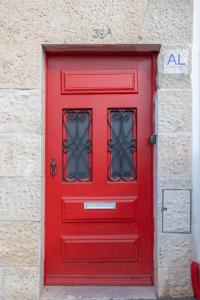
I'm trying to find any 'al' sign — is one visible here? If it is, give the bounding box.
[164,50,188,74]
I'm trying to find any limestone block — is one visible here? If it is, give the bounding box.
[6,0,148,44]
[0,268,4,299]
[168,235,192,268]
[156,268,169,297]
[157,89,192,134]
[158,134,192,178]
[3,0,54,43]
[0,1,9,43]
[158,234,192,268]
[156,266,192,298]
[157,73,192,90]
[2,267,40,300]
[0,177,41,221]
[162,189,191,233]
[168,267,192,297]
[158,177,192,189]
[138,0,193,43]
[156,45,192,89]
[0,89,42,133]
[0,44,40,89]
[157,234,169,267]
[0,221,40,267]
[0,133,41,177]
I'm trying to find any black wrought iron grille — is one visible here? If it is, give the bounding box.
[108,109,137,181]
[62,109,92,182]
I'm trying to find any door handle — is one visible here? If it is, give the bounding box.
[50,158,57,177]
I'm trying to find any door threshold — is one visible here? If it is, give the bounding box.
[40,286,157,300]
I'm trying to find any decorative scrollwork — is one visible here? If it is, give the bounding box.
[62,110,92,182]
[108,109,137,181]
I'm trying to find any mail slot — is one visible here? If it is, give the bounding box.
[84,202,116,210]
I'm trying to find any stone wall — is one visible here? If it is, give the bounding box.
[0,0,193,299]
[192,0,200,264]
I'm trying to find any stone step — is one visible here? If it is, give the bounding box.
[40,286,157,300]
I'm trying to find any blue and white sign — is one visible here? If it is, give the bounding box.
[164,50,189,74]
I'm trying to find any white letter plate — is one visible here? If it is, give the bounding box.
[84,202,116,210]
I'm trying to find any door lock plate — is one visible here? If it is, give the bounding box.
[149,134,157,144]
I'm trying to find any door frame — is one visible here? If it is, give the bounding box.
[44,50,158,285]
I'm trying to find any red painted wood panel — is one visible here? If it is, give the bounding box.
[45,53,155,285]
[62,197,138,222]
[61,70,138,94]
[62,235,138,262]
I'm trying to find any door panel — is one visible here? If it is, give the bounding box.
[61,236,138,262]
[45,53,154,285]
[61,70,138,94]
[62,197,138,222]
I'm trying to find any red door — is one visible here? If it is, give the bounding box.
[45,53,154,285]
